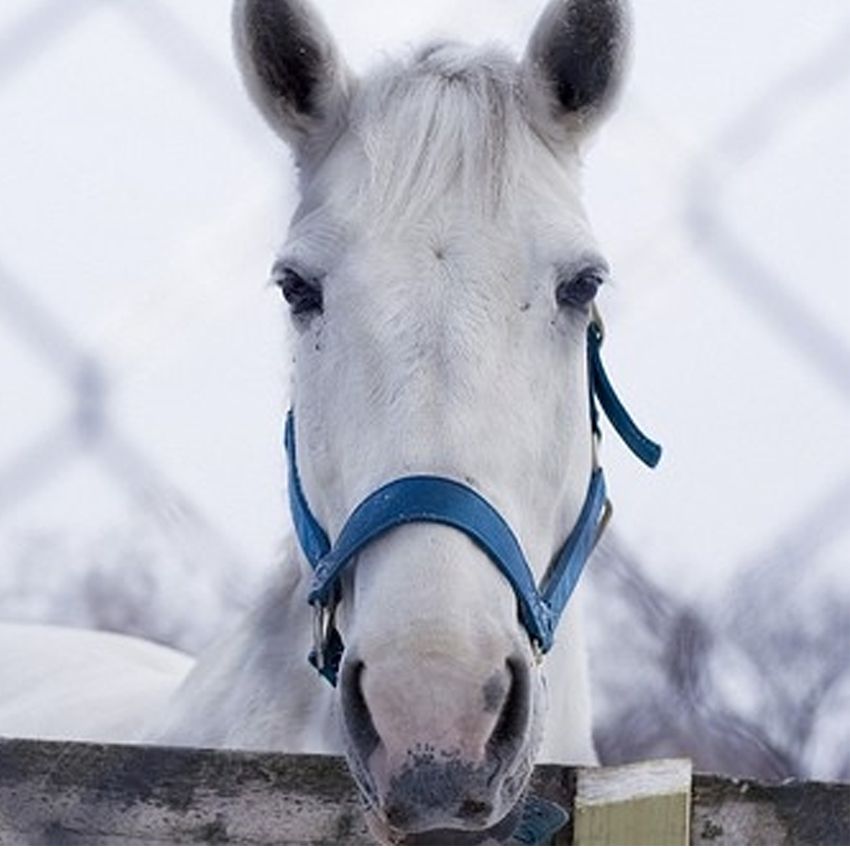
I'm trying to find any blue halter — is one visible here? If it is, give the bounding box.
[285,318,661,685]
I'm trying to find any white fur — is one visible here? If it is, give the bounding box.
[0,624,191,743]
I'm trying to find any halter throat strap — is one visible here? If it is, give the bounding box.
[284,319,660,685]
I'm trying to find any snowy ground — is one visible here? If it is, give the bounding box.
[0,1,847,781]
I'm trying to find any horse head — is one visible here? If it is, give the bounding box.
[233,0,631,841]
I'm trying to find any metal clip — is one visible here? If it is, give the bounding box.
[312,604,332,674]
[594,497,614,548]
[590,304,606,342]
[531,640,545,667]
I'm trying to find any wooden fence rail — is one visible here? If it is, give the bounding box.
[0,738,846,845]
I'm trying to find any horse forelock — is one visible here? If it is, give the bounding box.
[348,42,535,229]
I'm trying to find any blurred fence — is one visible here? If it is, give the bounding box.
[0,0,271,651]
[0,1,848,783]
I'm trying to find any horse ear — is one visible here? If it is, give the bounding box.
[232,0,351,155]
[522,0,631,144]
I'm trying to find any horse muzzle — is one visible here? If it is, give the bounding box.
[339,651,537,843]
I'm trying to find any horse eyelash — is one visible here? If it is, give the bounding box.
[555,266,608,310]
[272,265,324,317]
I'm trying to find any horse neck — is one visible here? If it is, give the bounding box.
[149,539,341,754]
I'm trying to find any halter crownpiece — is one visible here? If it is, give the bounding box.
[285,317,661,685]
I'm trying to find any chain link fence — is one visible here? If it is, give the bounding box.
[1,0,848,781]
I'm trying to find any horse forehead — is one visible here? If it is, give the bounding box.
[303,155,582,291]
[341,246,530,369]
[359,218,525,288]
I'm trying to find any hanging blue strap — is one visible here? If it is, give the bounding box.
[512,795,569,845]
[588,322,662,468]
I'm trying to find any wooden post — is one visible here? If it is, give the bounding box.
[572,759,692,846]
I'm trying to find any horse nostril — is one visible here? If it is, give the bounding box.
[384,801,413,830]
[340,659,381,761]
[458,797,493,820]
[487,657,530,760]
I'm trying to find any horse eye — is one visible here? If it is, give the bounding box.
[556,267,606,310]
[273,266,323,318]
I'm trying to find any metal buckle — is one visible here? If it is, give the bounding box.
[531,639,545,667]
[590,304,605,342]
[594,497,614,548]
[312,604,333,674]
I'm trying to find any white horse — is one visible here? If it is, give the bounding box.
[0,0,653,842]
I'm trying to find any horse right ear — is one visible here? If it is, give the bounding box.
[522,0,631,146]
[232,0,352,156]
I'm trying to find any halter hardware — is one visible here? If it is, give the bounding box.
[285,317,661,685]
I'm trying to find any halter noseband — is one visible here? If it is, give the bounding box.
[285,317,661,685]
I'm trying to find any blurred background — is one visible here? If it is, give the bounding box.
[0,0,847,781]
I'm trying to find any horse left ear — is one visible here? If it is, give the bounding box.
[522,0,631,144]
[232,0,352,159]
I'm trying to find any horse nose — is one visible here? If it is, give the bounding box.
[339,651,533,835]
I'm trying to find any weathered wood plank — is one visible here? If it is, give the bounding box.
[0,738,371,845]
[691,773,850,846]
[1,738,847,845]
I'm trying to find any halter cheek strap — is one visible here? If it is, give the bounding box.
[285,319,661,686]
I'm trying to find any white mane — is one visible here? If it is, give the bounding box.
[351,43,538,228]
